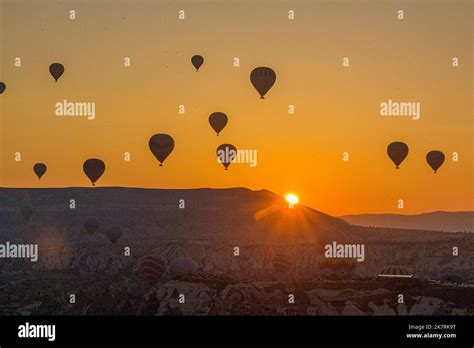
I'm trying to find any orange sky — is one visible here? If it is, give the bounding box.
[0,0,472,215]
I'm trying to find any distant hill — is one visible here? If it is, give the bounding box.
[0,187,349,244]
[340,211,473,233]
[0,187,465,245]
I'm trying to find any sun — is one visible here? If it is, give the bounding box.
[285,193,299,207]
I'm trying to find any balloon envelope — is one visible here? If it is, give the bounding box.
[106,225,122,244]
[169,257,198,277]
[250,67,276,99]
[273,254,293,274]
[0,82,6,94]
[49,63,65,82]
[216,144,237,170]
[137,255,166,283]
[83,216,100,235]
[387,142,409,169]
[209,112,228,135]
[426,150,445,173]
[83,158,105,186]
[149,134,175,166]
[191,55,204,71]
[33,163,47,180]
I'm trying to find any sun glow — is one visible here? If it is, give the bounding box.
[285,193,299,208]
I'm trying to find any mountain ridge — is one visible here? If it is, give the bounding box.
[0,187,469,245]
[340,211,473,233]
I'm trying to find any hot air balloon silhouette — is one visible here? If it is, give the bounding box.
[216,144,237,170]
[83,216,100,235]
[136,255,167,283]
[33,163,47,180]
[250,67,276,99]
[106,225,122,244]
[209,112,228,136]
[149,134,175,166]
[426,150,445,173]
[0,82,6,94]
[83,158,105,186]
[387,142,409,169]
[49,63,64,82]
[191,55,204,71]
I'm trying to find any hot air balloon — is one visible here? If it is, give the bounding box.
[83,216,100,235]
[426,150,445,173]
[209,112,228,136]
[20,204,33,222]
[137,255,166,283]
[273,254,293,275]
[250,67,276,99]
[106,225,122,244]
[149,134,175,166]
[169,257,198,277]
[33,163,47,180]
[191,55,204,71]
[83,158,105,186]
[49,63,64,82]
[0,82,6,94]
[387,142,409,169]
[216,144,237,170]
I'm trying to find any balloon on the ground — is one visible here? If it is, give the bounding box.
[83,216,100,235]
[216,144,237,170]
[83,158,105,186]
[0,82,6,94]
[33,163,47,180]
[191,55,204,71]
[273,254,293,274]
[49,63,65,82]
[209,112,228,136]
[137,255,166,283]
[149,134,175,166]
[426,150,445,173]
[169,257,198,277]
[250,67,276,99]
[387,142,409,169]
